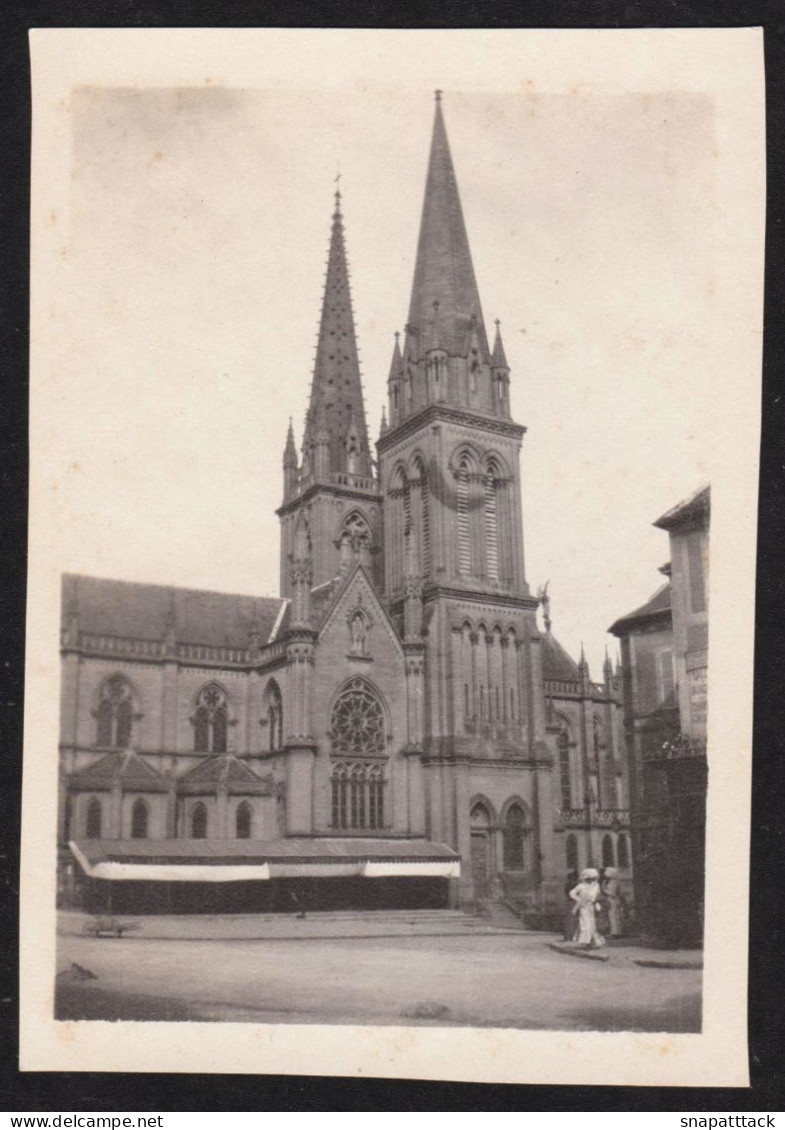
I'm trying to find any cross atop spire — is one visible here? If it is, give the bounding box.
[302,189,371,478]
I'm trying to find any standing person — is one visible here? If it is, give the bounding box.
[602,866,623,938]
[563,870,578,941]
[569,868,604,948]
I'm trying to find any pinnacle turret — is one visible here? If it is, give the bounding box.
[491,319,509,370]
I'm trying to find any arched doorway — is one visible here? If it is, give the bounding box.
[470,802,492,902]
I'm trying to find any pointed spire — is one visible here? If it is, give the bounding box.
[283,418,297,467]
[303,189,371,477]
[379,406,389,438]
[603,645,613,682]
[406,94,489,359]
[388,331,404,380]
[579,643,589,673]
[491,318,509,369]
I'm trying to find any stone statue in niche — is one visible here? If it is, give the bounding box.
[350,611,368,655]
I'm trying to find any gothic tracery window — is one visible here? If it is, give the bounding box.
[95,675,134,749]
[330,679,385,756]
[503,803,527,870]
[331,762,385,830]
[194,685,229,754]
[558,719,572,809]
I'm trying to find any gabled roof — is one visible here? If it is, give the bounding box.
[541,632,581,684]
[315,562,404,654]
[178,755,274,796]
[608,582,672,636]
[69,750,168,792]
[62,574,286,650]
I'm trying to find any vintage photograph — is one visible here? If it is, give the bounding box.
[23,28,761,1084]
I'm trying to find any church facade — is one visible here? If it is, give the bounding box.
[59,97,630,921]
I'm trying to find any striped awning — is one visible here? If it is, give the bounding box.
[69,838,460,883]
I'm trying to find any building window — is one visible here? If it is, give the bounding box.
[96,675,134,749]
[484,474,499,581]
[131,798,148,839]
[194,685,229,754]
[558,721,572,809]
[617,833,631,869]
[456,458,471,574]
[191,802,207,839]
[602,834,615,868]
[265,681,284,752]
[566,833,579,876]
[236,801,252,839]
[331,762,385,830]
[330,679,386,756]
[85,797,102,839]
[656,650,675,705]
[503,803,526,870]
[593,716,604,807]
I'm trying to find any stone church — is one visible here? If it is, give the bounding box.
[59,96,631,920]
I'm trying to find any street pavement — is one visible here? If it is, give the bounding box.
[56,911,702,1032]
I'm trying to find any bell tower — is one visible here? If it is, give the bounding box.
[376,94,550,897]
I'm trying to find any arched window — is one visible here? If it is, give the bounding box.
[95,676,134,749]
[131,798,148,839]
[602,834,615,868]
[411,458,431,579]
[456,456,471,575]
[617,833,631,869]
[265,681,284,752]
[331,762,385,830]
[191,802,207,839]
[236,801,252,839]
[484,471,500,582]
[503,803,527,870]
[85,797,102,839]
[557,720,572,809]
[388,466,407,592]
[566,833,579,876]
[193,685,229,754]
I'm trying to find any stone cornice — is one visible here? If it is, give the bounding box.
[376,403,526,454]
[276,479,380,518]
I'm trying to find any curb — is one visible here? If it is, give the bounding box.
[633,958,703,970]
[63,927,530,944]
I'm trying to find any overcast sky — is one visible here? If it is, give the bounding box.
[34,32,760,676]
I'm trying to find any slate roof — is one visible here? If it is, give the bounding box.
[541,632,582,684]
[62,574,287,649]
[405,99,490,359]
[178,755,274,796]
[69,750,168,792]
[608,582,672,636]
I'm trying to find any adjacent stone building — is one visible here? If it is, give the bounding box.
[60,96,630,919]
[609,486,709,943]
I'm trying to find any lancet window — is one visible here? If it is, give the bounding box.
[85,797,102,840]
[95,675,134,749]
[236,801,252,839]
[131,798,148,839]
[557,719,573,809]
[502,803,527,870]
[265,681,284,753]
[194,685,229,754]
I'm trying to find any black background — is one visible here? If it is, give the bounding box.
[1,0,783,1113]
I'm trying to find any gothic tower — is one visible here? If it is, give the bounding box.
[278,190,382,597]
[377,94,554,906]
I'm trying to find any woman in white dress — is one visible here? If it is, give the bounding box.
[569,867,604,947]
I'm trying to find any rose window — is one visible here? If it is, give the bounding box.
[330,679,385,755]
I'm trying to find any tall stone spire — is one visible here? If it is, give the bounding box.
[303,189,371,478]
[405,93,489,361]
